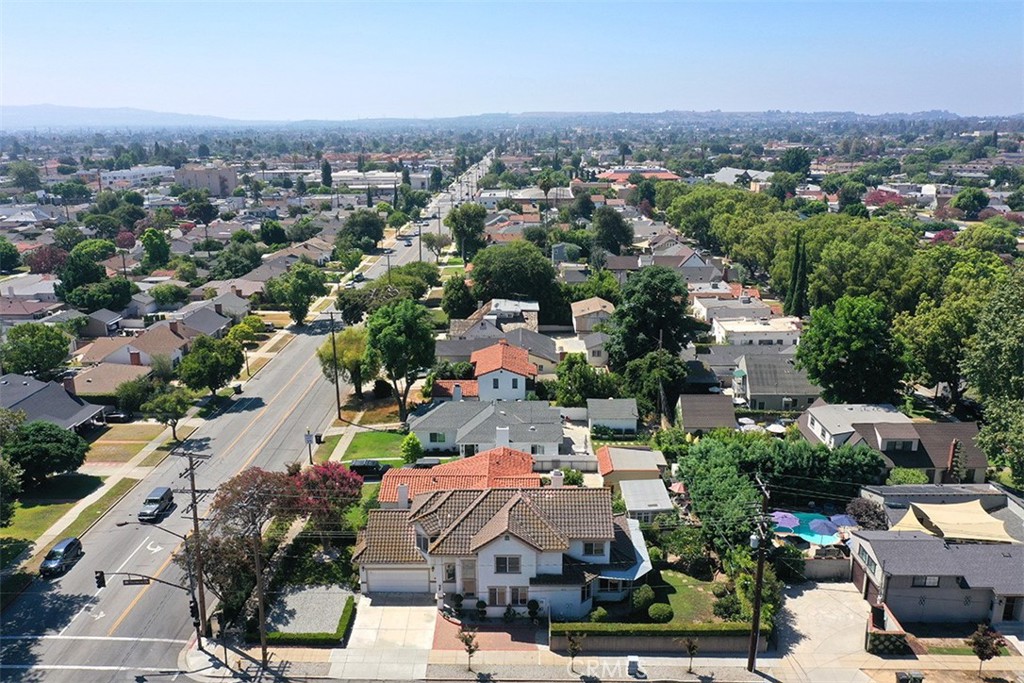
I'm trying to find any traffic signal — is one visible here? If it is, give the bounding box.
[189,599,199,620]
[94,571,106,589]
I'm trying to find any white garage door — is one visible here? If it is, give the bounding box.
[367,568,430,593]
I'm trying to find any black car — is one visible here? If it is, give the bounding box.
[348,459,392,478]
[104,410,132,423]
[40,537,83,578]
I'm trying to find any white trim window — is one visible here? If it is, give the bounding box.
[495,556,521,574]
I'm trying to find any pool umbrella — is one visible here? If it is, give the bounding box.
[830,514,858,528]
[809,518,839,536]
[738,417,756,425]
[772,511,800,529]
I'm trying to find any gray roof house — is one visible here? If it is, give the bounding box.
[733,355,820,411]
[0,374,103,431]
[677,394,737,434]
[174,307,231,338]
[409,400,563,458]
[84,308,123,338]
[587,398,639,434]
[618,479,674,523]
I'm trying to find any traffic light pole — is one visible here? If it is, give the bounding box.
[183,451,209,639]
[94,569,205,650]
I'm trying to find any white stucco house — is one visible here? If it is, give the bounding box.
[409,401,562,457]
[353,486,652,620]
[711,316,802,346]
[586,398,639,434]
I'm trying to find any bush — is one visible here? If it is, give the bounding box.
[713,593,743,621]
[560,467,584,486]
[527,599,540,618]
[476,599,487,620]
[591,425,615,440]
[589,607,608,623]
[631,584,655,614]
[647,546,664,566]
[648,603,674,623]
[551,622,768,637]
[711,583,730,598]
[373,379,394,400]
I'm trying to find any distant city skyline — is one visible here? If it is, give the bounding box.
[2,1,1022,120]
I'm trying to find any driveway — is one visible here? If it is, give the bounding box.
[773,581,873,683]
[328,593,436,680]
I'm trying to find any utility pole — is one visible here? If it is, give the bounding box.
[386,251,392,284]
[252,531,269,669]
[747,475,770,672]
[328,311,342,420]
[180,450,211,639]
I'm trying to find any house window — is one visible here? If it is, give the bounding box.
[912,575,940,587]
[491,378,500,389]
[444,563,456,583]
[495,556,521,574]
[488,587,507,606]
[531,445,545,455]
[591,350,601,357]
[512,378,519,389]
[510,587,529,605]
[583,542,603,556]
[580,582,592,602]
[429,433,446,443]
[757,339,774,346]
[416,534,428,553]
[857,546,877,574]
[598,578,621,593]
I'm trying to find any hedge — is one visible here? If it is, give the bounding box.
[550,621,769,637]
[262,595,356,647]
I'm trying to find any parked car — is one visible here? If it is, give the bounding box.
[412,457,441,469]
[353,273,365,282]
[138,486,174,522]
[347,460,392,478]
[40,537,83,578]
[104,410,132,423]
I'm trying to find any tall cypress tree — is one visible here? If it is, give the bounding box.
[791,241,808,318]
[784,230,802,316]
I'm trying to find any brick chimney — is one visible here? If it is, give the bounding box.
[214,303,223,316]
[168,321,179,335]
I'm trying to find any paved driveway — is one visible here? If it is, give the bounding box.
[773,581,873,683]
[328,593,436,680]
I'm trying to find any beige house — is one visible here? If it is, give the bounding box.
[570,297,614,335]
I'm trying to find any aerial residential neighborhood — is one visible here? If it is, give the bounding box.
[1,3,1023,683]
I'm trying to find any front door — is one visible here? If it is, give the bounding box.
[1003,596,1019,621]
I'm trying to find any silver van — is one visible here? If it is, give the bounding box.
[138,487,173,522]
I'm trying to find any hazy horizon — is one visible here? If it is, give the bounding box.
[3,1,1023,120]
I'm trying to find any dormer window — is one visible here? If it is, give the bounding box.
[583,542,604,556]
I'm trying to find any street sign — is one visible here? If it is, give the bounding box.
[122,578,151,586]
[304,433,315,445]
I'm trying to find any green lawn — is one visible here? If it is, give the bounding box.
[342,431,405,462]
[658,569,719,624]
[344,483,380,530]
[928,645,1011,656]
[314,433,343,463]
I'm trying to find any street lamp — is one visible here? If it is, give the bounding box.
[116,521,205,651]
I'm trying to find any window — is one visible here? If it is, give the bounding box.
[512,378,519,390]
[857,546,877,574]
[429,432,446,444]
[580,582,592,602]
[912,575,940,587]
[598,578,621,593]
[591,349,602,357]
[444,563,456,583]
[416,534,428,553]
[492,378,500,389]
[757,339,774,346]
[531,445,545,455]
[510,587,529,605]
[495,556,521,574]
[583,542,603,556]
[488,587,506,606]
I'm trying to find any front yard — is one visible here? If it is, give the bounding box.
[84,423,167,463]
[342,431,405,463]
[658,569,719,624]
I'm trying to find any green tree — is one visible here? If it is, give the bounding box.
[401,433,424,464]
[70,238,116,262]
[421,232,451,262]
[885,467,929,485]
[0,323,69,380]
[226,324,256,346]
[444,203,487,259]
[469,241,562,321]
[4,421,89,487]
[187,199,219,226]
[53,225,86,252]
[341,209,385,251]
[554,353,618,407]
[777,148,812,176]
[141,229,171,269]
[570,269,621,306]
[963,272,1024,402]
[796,296,907,403]
[442,275,477,320]
[149,283,191,307]
[783,230,808,317]
[0,457,23,527]
[267,262,327,325]
[64,277,133,313]
[317,326,379,401]
[365,300,435,421]
[948,187,989,220]
[623,349,689,423]
[142,388,193,441]
[591,206,633,255]
[210,242,261,279]
[767,171,800,202]
[259,220,288,246]
[953,222,1017,253]
[837,181,866,211]
[115,376,155,414]
[605,266,697,369]
[894,295,975,404]
[320,159,332,188]
[975,399,1024,487]
[0,236,21,272]
[55,250,105,298]
[178,336,245,395]
[7,161,41,190]
[570,193,595,221]
[336,247,363,275]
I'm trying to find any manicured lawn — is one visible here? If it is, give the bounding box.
[0,474,105,559]
[314,433,343,463]
[927,644,1011,656]
[657,569,719,624]
[342,431,405,462]
[343,483,380,531]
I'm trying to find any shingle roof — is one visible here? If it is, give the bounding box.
[78,337,131,364]
[378,447,541,503]
[503,328,559,363]
[595,446,667,476]
[739,355,820,397]
[0,374,103,429]
[71,363,151,395]
[132,323,195,356]
[435,338,497,362]
[619,479,674,513]
[677,394,737,432]
[178,307,230,336]
[571,297,614,317]
[411,401,563,446]
[352,510,426,565]
[471,340,537,378]
[587,398,638,421]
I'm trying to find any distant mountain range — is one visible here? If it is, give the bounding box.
[2,103,1018,132]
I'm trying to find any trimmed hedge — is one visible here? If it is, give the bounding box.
[262,595,356,647]
[551,621,769,637]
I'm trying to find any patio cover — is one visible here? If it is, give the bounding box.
[890,500,1017,544]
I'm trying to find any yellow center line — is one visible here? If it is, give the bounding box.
[106,350,324,636]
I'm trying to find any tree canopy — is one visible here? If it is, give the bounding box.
[177,336,244,395]
[444,203,487,259]
[469,241,563,323]
[365,299,435,421]
[3,421,90,487]
[0,323,69,380]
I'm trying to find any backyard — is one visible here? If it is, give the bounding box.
[657,569,719,624]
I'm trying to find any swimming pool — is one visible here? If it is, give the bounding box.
[773,511,841,546]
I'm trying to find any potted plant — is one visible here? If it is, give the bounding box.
[452,593,464,618]
[475,599,487,621]
[527,599,540,625]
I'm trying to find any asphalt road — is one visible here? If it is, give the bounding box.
[0,315,344,682]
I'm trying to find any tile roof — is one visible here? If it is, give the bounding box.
[352,510,426,565]
[378,447,540,503]
[595,446,667,476]
[471,340,537,378]
[431,379,479,399]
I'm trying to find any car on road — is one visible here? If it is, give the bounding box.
[343,281,356,289]
[403,239,413,247]
[348,459,392,479]
[40,537,83,578]
[138,486,174,522]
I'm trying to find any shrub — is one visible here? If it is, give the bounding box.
[560,467,584,486]
[373,379,393,400]
[589,607,608,623]
[711,583,730,598]
[647,546,664,566]
[648,603,674,623]
[631,584,655,614]
[551,622,768,637]
[476,599,487,620]
[527,599,540,619]
[591,424,615,440]
[713,593,743,621]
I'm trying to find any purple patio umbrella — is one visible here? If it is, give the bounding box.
[771,510,800,529]
[830,514,858,528]
[809,518,839,537]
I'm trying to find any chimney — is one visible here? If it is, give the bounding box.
[550,470,564,488]
[231,286,241,297]
[214,303,223,316]
[396,483,410,510]
[169,321,179,335]
[453,384,462,402]
[62,375,76,395]
[495,426,510,448]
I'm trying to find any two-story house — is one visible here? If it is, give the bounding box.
[570,297,614,335]
[353,486,652,620]
[430,340,537,403]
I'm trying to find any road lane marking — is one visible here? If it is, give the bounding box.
[0,665,181,672]
[59,536,152,635]
[0,635,186,643]
[146,541,164,554]
[106,552,175,636]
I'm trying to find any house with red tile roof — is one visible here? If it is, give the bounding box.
[471,339,536,401]
[378,446,541,507]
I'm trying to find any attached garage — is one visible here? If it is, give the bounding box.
[365,567,431,593]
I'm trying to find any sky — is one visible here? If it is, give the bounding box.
[2,1,1022,120]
